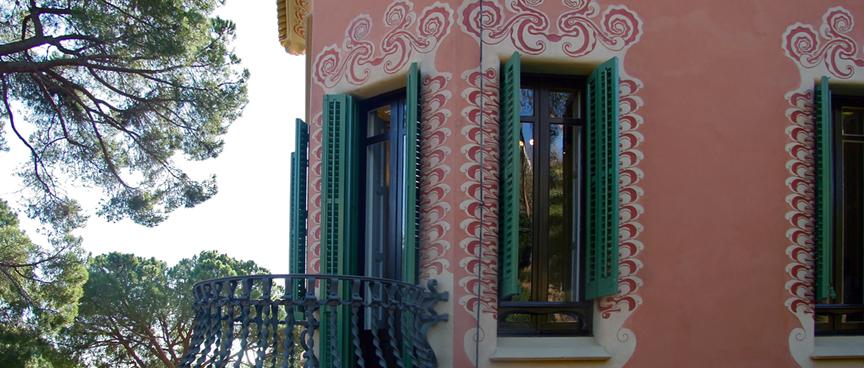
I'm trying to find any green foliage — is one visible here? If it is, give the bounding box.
[0,199,88,367]
[67,251,269,368]
[0,330,82,368]
[0,0,249,228]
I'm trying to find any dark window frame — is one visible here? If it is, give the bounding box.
[498,74,593,336]
[816,93,864,335]
[357,89,409,283]
[353,89,412,366]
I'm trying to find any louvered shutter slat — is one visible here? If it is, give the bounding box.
[404,62,422,285]
[290,118,309,319]
[321,94,358,368]
[814,76,834,302]
[499,52,522,299]
[585,57,620,300]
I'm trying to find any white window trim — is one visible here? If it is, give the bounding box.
[490,336,610,362]
[811,336,864,360]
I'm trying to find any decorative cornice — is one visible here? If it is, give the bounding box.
[277,0,310,55]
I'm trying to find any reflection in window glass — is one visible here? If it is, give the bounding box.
[401,135,407,250]
[368,105,391,137]
[515,122,534,303]
[520,88,534,116]
[548,313,579,323]
[499,76,589,336]
[365,140,390,280]
[549,90,579,119]
[504,313,531,323]
[842,107,864,135]
[842,141,863,309]
[547,124,578,302]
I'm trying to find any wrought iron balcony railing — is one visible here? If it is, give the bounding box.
[178,274,448,368]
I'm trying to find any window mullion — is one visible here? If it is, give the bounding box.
[389,100,404,282]
[536,85,551,306]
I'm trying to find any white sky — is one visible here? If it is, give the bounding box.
[0,1,305,274]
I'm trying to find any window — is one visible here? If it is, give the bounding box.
[315,63,422,366]
[317,62,421,285]
[358,90,417,284]
[814,77,864,335]
[498,53,620,336]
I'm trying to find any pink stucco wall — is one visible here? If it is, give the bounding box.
[300,0,864,366]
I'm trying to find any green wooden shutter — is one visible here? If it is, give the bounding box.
[404,62,422,285]
[321,94,359,368]
[814,76,835,302]
[321,94,360,277]
[290,118,309,319]
[499,52,521,299]
[585,57,620,300]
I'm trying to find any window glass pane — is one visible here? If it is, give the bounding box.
[842,107,864,136]
[547,313,579,323]
[503,313,531,323]
[516,123,534,301]
[367,105,391,137]
[842,140,863,306]
[365,140,390,280]
[403,101,408,129]
[520,88,534,116]
[549,90,579,119]
[401,134,407,249]
[547,124,578,302]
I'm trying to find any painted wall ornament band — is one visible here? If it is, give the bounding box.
[783,7,864,79]
[419,72,455,281]
[599,76,645,319]
[308,113,324,274]
[457,0,642,56]
[458,66,503,321]
[780,6,863,366]
[313,0,454,89]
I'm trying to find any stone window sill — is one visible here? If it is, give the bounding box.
[490,336,610,362]
[811,336,864,360]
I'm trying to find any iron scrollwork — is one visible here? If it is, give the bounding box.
[178,274,447,368]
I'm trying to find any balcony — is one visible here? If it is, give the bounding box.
[177,274,448,368]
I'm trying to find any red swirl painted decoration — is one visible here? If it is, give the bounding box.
[313,1,453,89]
[780,6,864,320]
[783,91,817,316]
[783,7,864,79]
[419,73,454,281]
[307,113,324,274]
[458,66,502,320]
[292,0,308,39]
[457,0,642,56]
[597,77,645,318]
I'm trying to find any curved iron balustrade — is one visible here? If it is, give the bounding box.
[178,274,448,368]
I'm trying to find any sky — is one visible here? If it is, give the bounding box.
[0,1,305,275]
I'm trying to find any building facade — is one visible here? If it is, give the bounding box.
[275,0,864,366]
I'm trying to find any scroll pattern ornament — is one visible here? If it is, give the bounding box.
[783,90,816,316]
[598,76,645,318]
[779,8,864,365]
[781,5,864,319]
[291,0,309,40]
[783,7,864,79]
[457,0,642,56]
[419,72,454,281]
[313,0,454,89]
[307,113,324,274]
[458,66,502,320]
